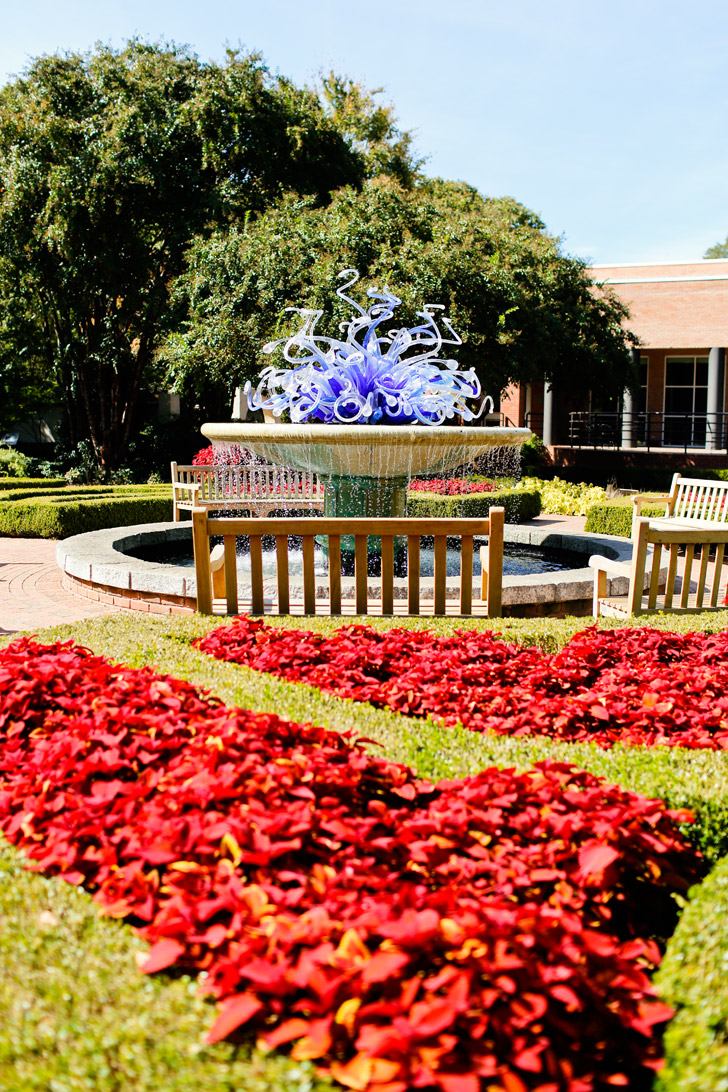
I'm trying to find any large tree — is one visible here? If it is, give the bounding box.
[163,177,636,409]
[0,42,402,469]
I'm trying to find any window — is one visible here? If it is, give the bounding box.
[663,356,708,446]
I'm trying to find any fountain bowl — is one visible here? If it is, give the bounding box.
[200,422,532,479]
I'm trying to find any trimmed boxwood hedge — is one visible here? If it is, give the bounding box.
[655,853,728,1090]
[0,483,170,503]
[406,485,541,522]
[584,499,667,537]
[0,477,66,491]
[0,486,173,538]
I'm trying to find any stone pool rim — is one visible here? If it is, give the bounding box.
[56,521,633,618]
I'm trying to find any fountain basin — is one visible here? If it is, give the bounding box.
[56,522,633,618]
[200,423,531,479]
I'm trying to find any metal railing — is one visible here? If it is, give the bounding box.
[568,411,728,453]
[524,411,544,437]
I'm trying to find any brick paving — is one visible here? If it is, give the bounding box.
[0,538,119,636]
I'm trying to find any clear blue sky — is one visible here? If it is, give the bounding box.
[1,0,726,265]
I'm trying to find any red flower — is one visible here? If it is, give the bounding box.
[409,478,497,495]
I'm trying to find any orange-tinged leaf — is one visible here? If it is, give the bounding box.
[370,1058,405,1083]
[290,1017,333,1060]
[261,1017,310,1050]
[205,992,263,1043]
[329,1054,374,1091]
[335,996,361,1032]
[168,860,205,873]
[501,1072,529,1092]
[335,927,370,965]
[220,831,243,866]
[139,937,185,973]
[440,917,465,944]
[240,884,270,919]
[361,950,410,985]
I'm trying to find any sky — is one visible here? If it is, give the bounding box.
[1,0,726,265]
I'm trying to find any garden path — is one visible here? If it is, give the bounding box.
[0,538,118,635]
[0,514,589,635]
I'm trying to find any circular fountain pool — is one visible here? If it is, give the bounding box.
[57,521,633,618]
[125,536,587,578]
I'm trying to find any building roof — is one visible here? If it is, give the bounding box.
[590,260,728,350]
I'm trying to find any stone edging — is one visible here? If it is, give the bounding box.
[56,521,633,618]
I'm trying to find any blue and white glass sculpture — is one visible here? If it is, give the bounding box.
[245,270,491,425]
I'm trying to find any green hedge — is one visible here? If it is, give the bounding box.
[584,500,667,537]
[0,483,170,503]
[654,854,728,1090]
[406,486,541,523]
[0,494,173,538]
[0,477,66,491]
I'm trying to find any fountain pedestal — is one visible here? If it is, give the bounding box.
[321,472,409,570]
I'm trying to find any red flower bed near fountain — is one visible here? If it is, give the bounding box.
[196,620,728,750]
[0,636,701,1091]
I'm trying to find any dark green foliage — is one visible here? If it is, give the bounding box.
[0,42,405,473]
[585,500,667,537]
[655,854,728,1090]
[406,486,541,522]
[164,178,637,408]
[518,434,554,478]
[705,237,728,259]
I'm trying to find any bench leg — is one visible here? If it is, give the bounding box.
[593,568,607,617]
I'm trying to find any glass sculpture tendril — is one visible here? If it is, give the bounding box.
[245,270,493,426]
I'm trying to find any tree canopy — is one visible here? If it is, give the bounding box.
[0,41,408,469]
[163,177,636,411]
[704,236,728,259]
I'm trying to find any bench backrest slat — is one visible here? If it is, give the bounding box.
[171,461,323,518]
[328,536,342,615]
[191,510,504,618]
[407,535,420,615]
[673,476,728,523]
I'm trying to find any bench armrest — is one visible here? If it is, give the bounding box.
[173,481,201,497]
[632,492,671,513]
[589,554,631,577]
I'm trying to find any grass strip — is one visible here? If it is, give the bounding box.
[0,840,332,1092]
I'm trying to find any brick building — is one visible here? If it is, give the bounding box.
[500,258,728,464]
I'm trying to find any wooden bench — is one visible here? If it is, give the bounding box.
[191,508,504,618]
[591,516,728,617]
[171,461,324,521]
[631,473,728,535]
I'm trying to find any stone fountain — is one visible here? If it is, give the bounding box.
[201,271,531,520]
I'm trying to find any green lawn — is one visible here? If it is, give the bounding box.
[3,610,728,1090]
